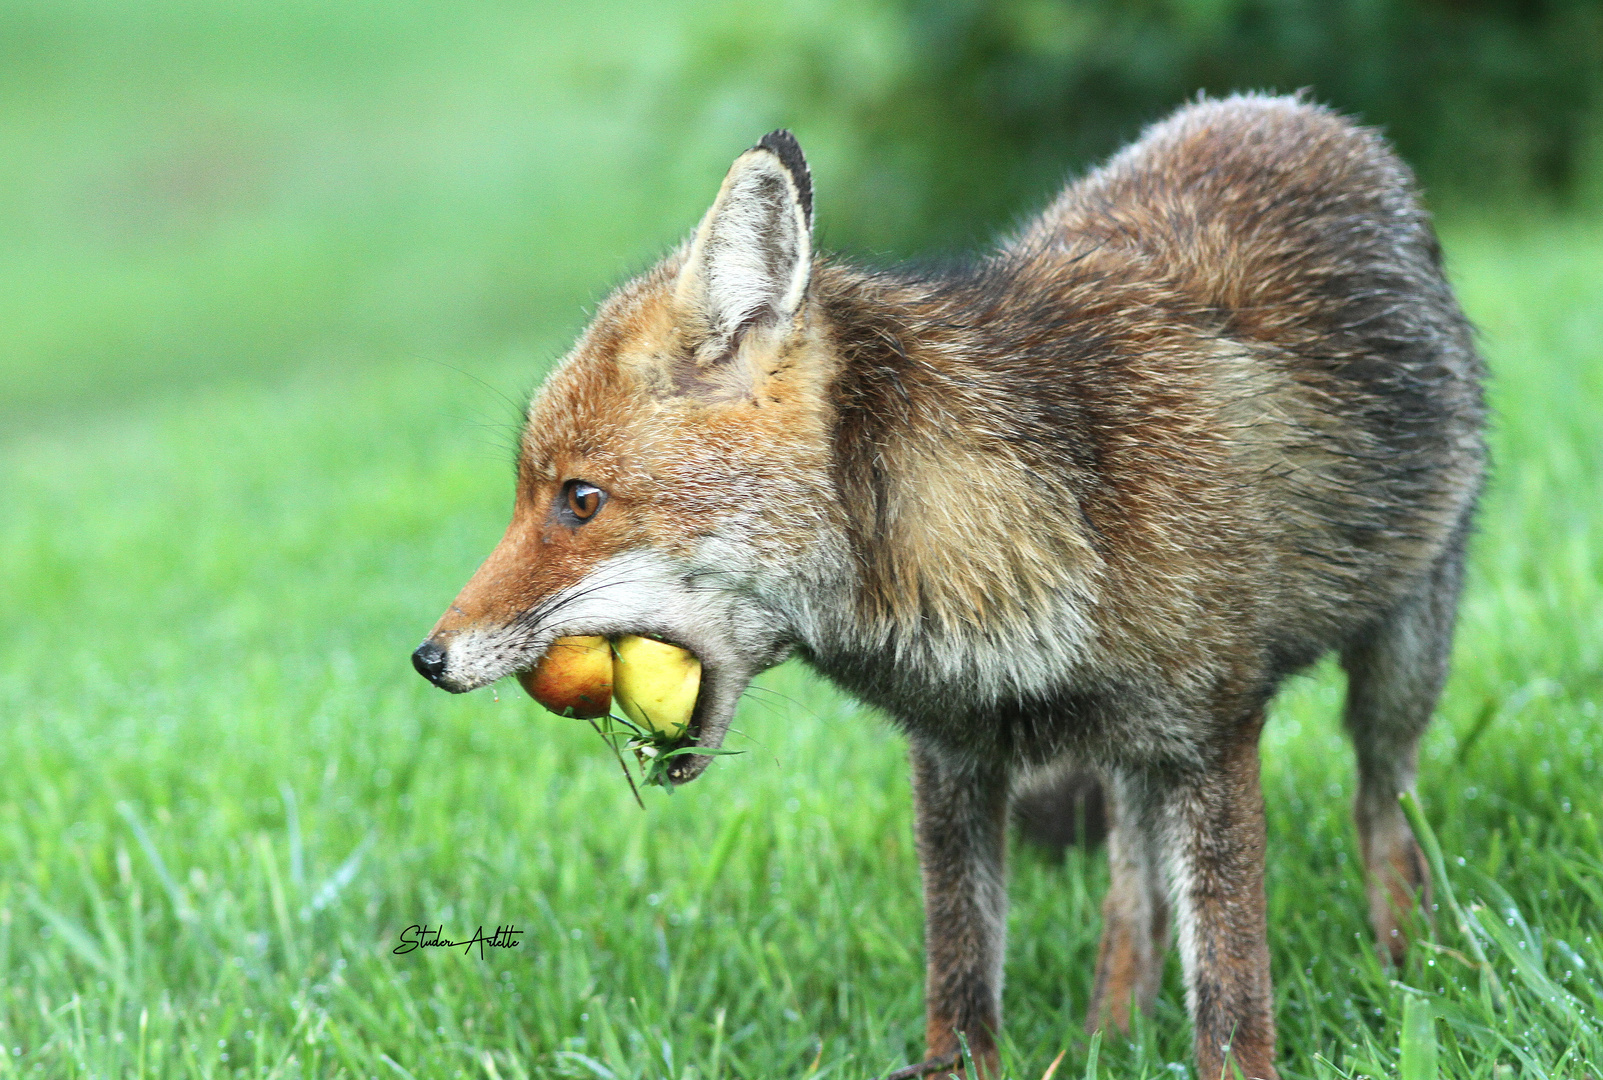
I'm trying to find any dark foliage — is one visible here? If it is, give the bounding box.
[674,0,1600,250]
[900,0,1601,241]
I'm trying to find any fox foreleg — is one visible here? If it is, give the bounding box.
[1163,717,1278,1080]
[908,742,1010,1080]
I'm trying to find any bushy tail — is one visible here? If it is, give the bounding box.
[1012,766,1107,858]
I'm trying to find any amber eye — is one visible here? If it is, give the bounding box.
[562,480,606,524]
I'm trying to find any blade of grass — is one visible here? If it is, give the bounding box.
[588,716,643,809]
[1400,995,1438,1080]
[24,892,121,992]
[301,833,372,920]
[115,802,192,925]
[1399,790,1507,1010]
[257,832,301,972]
[1474,905,1592,1030]
[697,806,750,900]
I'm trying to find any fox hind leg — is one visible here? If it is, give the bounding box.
[1085,770,1169,1035]
[1340,532,1468,964]
[1087,734,1280,1075]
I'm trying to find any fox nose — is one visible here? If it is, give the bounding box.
[411,640,448,686]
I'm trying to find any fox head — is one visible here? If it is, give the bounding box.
[412,131,849,782]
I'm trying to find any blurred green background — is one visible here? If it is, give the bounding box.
[3,2,1601,1078]
[3,0,1601,424]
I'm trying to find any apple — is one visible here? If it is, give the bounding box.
[517,635,613,718]
[612,635,701,738]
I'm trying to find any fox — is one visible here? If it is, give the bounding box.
[412,94,1486,1080]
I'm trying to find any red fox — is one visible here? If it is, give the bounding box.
[414,95,1486,1080]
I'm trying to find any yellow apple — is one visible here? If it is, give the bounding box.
[518,636,613,719]
[612,635,701,738]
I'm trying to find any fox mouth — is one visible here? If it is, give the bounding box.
[506,633,735,786]
[417,568,779,786]
[417,549,789,785]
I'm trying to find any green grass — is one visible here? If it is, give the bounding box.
[2,3,1601,1077]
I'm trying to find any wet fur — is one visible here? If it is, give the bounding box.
[419,95,1486,1080]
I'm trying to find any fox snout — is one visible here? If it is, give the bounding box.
[412,535,795,781]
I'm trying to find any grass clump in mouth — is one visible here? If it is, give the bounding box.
[584,711,742,800]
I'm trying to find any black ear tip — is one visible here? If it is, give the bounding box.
[756,129,800,155]
[754,129,813,224]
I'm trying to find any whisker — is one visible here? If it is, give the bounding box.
[740,683,826,724]
[734,688,790,723]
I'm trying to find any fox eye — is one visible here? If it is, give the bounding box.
[561,480,606,524]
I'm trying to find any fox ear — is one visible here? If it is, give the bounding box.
[676,130,813,352]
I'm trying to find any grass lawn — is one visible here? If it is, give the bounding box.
[2,4,1601,1077]
[3,218,1600,1079]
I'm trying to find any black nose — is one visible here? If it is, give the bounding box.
[412,640,448,685]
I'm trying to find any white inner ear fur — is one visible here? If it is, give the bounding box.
[677,147,812,343]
